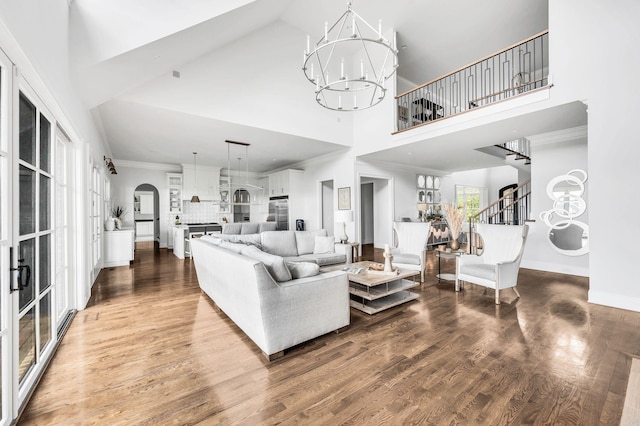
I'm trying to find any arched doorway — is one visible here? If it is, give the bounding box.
[134,184,160,249]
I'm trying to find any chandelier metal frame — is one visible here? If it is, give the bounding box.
[302,2,398,111]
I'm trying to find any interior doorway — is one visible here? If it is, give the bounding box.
[358,175,393,251]
[133,184,159,248]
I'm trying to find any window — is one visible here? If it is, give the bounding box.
[455,185,486,222]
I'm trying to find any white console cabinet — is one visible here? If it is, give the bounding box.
[104,229,135,267]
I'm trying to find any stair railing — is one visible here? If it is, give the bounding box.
[467,179,531,253]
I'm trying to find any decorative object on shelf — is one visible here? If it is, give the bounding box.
[105,217,115,231]
[416,174,426,188]
[539,169,589,256]
[383,243,394,272]
[417,203,428,222]
[335,209,354,243]
[442,203,464,251]
[426,211,443,222]
[302,1,398,111]
[103,156,117,174]
[338,187,351,210]
[111,204,125,229]
[175,215,181,225]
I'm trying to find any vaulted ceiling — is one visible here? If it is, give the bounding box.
[70,0,557,173]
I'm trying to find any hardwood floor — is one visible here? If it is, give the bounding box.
[19,247,640,425]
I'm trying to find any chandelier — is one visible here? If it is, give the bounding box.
[302,2,398,111]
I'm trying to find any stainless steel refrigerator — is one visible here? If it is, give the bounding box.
[268,196,289,230]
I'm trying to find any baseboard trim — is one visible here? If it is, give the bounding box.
[520,260,589,277]
[588,290,640,313]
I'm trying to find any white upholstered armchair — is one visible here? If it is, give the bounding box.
[456,224,529,304]
[392,222,431,282]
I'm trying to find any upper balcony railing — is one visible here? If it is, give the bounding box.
[395,30,549,133]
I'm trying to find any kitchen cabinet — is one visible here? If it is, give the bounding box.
[135,221,154,241]
[268,169,302,197]
[139,193,154,214]
[104,229,135,267]
[167,173,183,249]
[172,226,187,259]
[167,173,183,214]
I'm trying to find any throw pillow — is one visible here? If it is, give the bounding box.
[286,261,320,279]
[243,245,292,282]
[313,235,335,254]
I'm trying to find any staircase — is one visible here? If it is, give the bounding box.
[467,179,532,253]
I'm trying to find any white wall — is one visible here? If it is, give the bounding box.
[521,137,588,276]
[549,0,640,311]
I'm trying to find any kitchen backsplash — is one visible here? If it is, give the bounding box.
[174,201,217,224]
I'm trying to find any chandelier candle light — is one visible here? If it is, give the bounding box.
[302,1,398,111]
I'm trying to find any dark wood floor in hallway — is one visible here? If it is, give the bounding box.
[19,247,640,425]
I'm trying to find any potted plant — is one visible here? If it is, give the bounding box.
[111,205,126,229]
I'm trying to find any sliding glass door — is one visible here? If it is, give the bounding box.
[0,47,12,426]
[15,86,54,403]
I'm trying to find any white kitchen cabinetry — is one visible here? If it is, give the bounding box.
[136,221,154,241]
[167,173,183,249]
[104,229,135,267]
[139,193,154,215]
[268,169,302,197]
[173,227,187,259]
[182,165,221,201]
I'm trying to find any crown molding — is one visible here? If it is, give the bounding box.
[356,158,451,176]
[528,125,587,146]
[115,159,182,172]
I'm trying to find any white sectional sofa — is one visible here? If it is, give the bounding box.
[190,229,351,360]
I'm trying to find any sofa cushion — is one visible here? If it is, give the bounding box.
[286,261,320,279]
[218,241,245,253]
[393,253,420,265]
[260,231,298,257]
[295,230,327,255]
[259,222,278,233]
[218,233,262,248]
[460,263,496,281]
[313,235,335,254]
[222,223,242,234]
[243,245,292,282]
[241,223,260,234]
[287,253,347,266]
[200,235,222,245]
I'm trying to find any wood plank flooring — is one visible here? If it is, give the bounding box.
[18,246,640,425]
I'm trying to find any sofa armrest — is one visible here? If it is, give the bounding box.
[334,243,353,264]
[257,270,350,354]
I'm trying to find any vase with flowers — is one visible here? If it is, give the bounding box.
[111,205,126,230]
[442,203,465,251]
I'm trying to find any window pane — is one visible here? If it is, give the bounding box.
[19,307,36,384]
[39,174,50,231]
[39,234,51,292]
[39,114,51,173]
[39,293,51,354]
[18,238,36,311]
[19,165,36,235]
[19,93,36,165]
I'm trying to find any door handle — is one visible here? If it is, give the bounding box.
[10,256,31,292]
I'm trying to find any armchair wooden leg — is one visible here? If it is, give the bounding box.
[513,287,521,299]
[495,288,501,305]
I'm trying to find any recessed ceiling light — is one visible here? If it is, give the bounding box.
[172,70,181,78]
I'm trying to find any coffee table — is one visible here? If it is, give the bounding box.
[325,261,420,315]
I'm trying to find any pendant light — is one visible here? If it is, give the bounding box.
[191,152,200,203]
